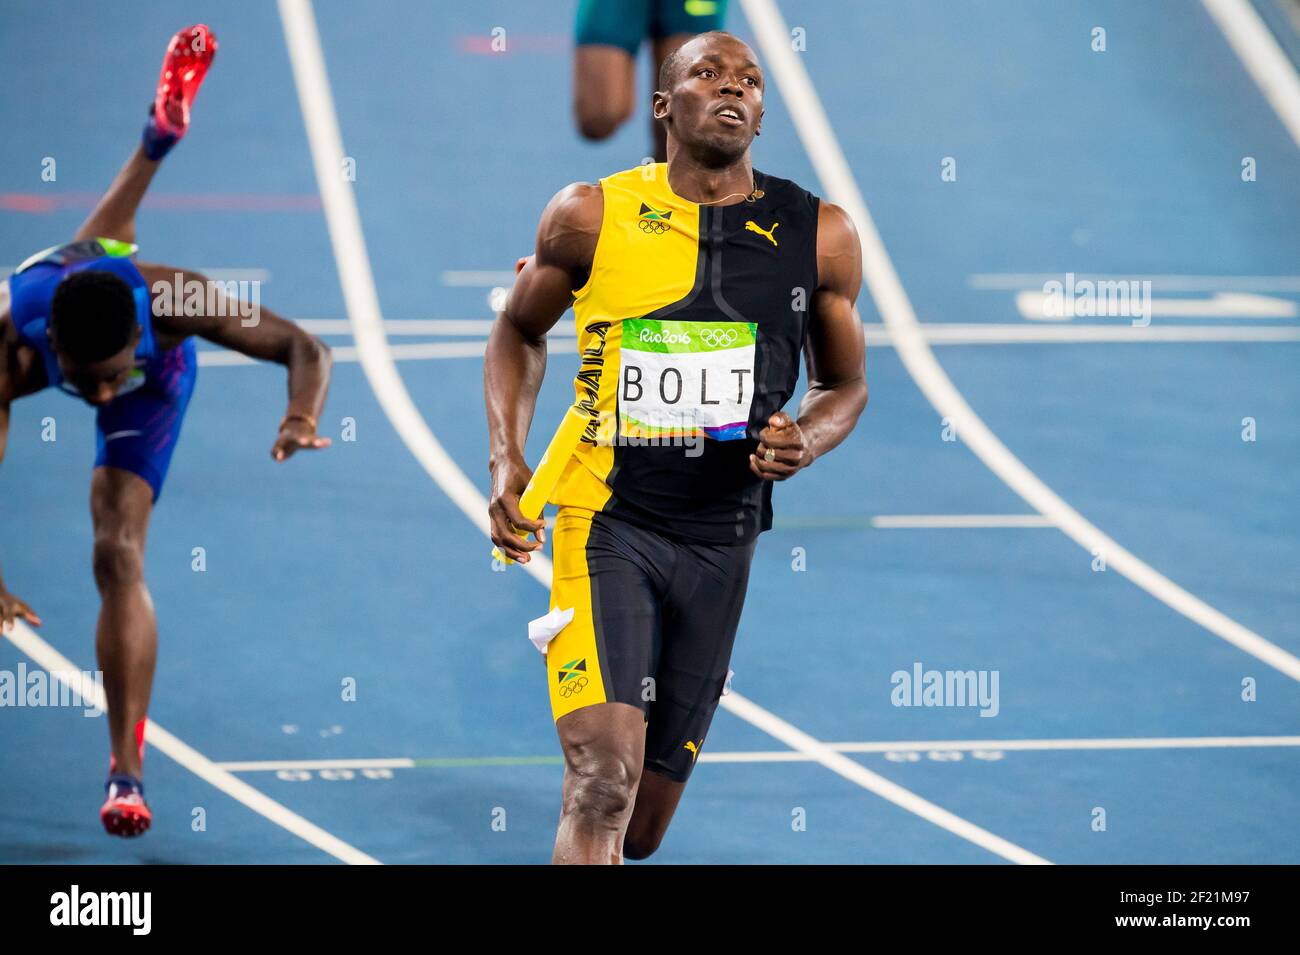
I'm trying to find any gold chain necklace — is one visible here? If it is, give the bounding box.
[695,180,765,206]
[696,187,764,207]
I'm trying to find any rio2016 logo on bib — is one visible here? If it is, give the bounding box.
[618,318,756,441]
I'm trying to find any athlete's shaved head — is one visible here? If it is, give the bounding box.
[49,270,142,405]
[653,31,764,166]
[50,270,136,362]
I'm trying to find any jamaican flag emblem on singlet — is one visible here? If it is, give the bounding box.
[637,202,672,235]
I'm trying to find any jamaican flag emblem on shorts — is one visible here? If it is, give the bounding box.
[557,658,589,698]
[637,202,672,234]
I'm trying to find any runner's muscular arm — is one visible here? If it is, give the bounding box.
[751,200,867,480]
[139,263,333,462]
[0,311,43,630]
[0,390,27,631]
[0,290,13,466]
[484,182,602,562]
[0,390,8,468]
[0,325,10,469]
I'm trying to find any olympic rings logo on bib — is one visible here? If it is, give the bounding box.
[699,328,739,348]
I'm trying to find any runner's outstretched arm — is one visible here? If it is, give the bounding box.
[140,264,332,461]
[0,322,42,631]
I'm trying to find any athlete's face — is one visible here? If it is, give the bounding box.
[655,36,764,164]
[52,330,140,406]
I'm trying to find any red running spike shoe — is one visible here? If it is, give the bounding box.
[101,775,152,838]
[143,24,218,159]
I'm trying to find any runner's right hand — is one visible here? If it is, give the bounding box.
[488,457,546,564]
[0,587,41,633]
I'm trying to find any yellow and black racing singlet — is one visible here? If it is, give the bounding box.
[549,163,820,544]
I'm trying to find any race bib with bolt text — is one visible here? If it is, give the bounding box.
[618,318,756,441]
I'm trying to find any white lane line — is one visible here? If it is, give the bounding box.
[912,323,1300,344]
[197,342,490,366]
[701,751,814,763]
[743,0,1300,685]
[834,735,1300,753]
[337,342,490,361]
[195,322,1300,368]
[773,513,1052,530]
[1204,0,1300,149]
[871,514,1055,529]
[297,319,498,336]
[772,513,1053,530]
[971,274,1300,292]
[4,621,379,865]
[1,266,271,282]
[215,735,1300,771]
[441,270,516,287]
[1015,290,1297,320]
[300,319,1300,343]
[219,758,417,772]
[196,339,562,367]
[198,351,259,367]
[279,0,1044,867]
[722,693,1048,864]
[275,0,551,578]
[197,268,273,283]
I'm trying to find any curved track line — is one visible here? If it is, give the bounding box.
[1203,0,1300,149]
[6,621,379,864]
[278,0,1049,864]
[741,0,1300,683]
[276,0,552,588]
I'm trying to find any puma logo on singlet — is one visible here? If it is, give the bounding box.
[744,219,779,246]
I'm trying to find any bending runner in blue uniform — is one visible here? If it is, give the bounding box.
[0,25,333,837]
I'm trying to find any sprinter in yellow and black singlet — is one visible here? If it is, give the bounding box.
[485,31,867,864]
[554,162,817,543]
